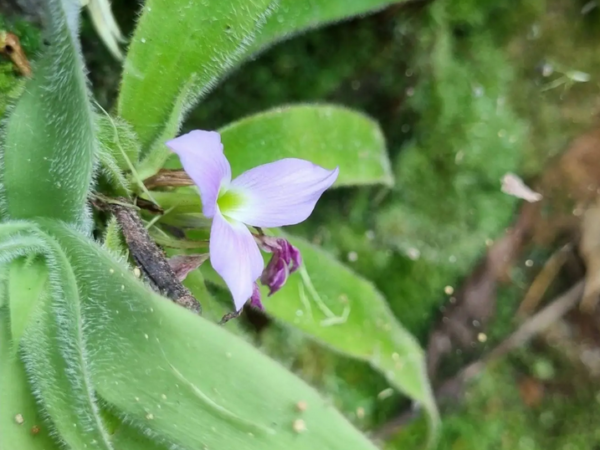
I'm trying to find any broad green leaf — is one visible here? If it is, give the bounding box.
[162,105,393,187]
[40,219,379,450]
[118,0,276,150]
[1,0,96,228]
[0,270,61,450]
[201,232,438,429]
[250,0,401,55]
[135,77,197,181]
[221,105,393,186]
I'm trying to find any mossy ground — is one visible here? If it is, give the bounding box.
[2,0,600,448]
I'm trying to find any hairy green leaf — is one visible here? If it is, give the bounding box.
[39,219,380,450]
[162,104,393,187]
[0,300,61,450]
[6,227,116,449]
[1,0,96,229]
[97,114,141,170]
[250,0,402,55]
[135,77,196,181]
[201,232,438,428]
[118,0,277,151]
[8,258,48,348]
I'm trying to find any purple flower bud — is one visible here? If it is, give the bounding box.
[258,237,302,295]
[249,282,264,310]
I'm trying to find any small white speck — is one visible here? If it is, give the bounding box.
[356,407,365,419]
[15,414,24,424]
[377,388,394,400]
[161,394,167,400]
[292,419,306,433]
[144,333,149,339]
[347,251,358,262]
[525,259,534,267]
[444,286,454,295]
[141,38,147,43]
[146,413,154,420]
[109,268,115,274]
[296,400,307,412]
[477,333,487,343]
[133,267,141,277]
[407,248,420,260]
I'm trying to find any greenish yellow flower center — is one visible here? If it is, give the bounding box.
[217,188,245,215]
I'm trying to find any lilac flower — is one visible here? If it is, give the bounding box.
[166,130,339,311]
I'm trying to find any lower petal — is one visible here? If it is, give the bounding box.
[209,211,264,311]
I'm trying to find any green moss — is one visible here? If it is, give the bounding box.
[388,356,600,450]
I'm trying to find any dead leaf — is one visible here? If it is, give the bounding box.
[579,201,600,313]
[144,169,194,190]
[501,173,543,202]
[168,254,209,281]
[518,377,544,407]
[0,31,31,77]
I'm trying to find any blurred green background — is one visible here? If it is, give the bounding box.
[3,0,600,448]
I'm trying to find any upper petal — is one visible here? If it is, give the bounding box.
[166,130,231,218]
[209,211,264,311]
[227,158,339,227]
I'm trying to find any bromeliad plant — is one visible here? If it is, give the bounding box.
[0,1,438,449]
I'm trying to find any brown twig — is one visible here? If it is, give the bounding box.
[95,196,201,314]
[374,280,584,441]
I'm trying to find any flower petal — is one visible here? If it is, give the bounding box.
[209,211,264,311]
[166,130,231,218]
[227,158,339,227]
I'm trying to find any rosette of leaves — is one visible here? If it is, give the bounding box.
[0,0,437,449]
